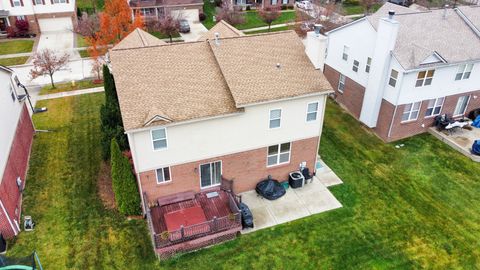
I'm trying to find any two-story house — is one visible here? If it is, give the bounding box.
[129,0,203,23]
[109,24,332,257]
[0,0,76,34]
[321,3,480,142]
[0,65,35,239]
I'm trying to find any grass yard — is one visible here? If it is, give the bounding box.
[202,0,217,29]
[149,31,181,40]
[0,56,29,66]
[0,40,34,55]
[342,3,382,15]
[7,94,159,269]
[245,26,290,34]
[8,96,480,269]
[78,49,90,58]
[236,10,296,30]
[39,80,103,95]
[76,34,89,48]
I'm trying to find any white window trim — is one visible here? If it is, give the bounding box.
[12,0,21,6]
[306,101,319,123]
[401,101,422,123]
[352,60,359,72]
[155,167,172,184]
[151,127,168,151]
[342,46,349,61]
[365,57,371,73]
[389,69,398,88]
[269,108,282,129]
[455,64,473,81]
[424,97,444,118]
[338,74,346,93]
[199,160,222,189]
[415,69,435,87]
[453,95,470,117]
[266,142,291,167]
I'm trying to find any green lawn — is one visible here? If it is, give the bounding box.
[245,26,290,34]
[0,56,29,66]
[39,80,103,95]
[0,40,34,55]
[76,0,104,10]
[342,3,382,15]
[8,97,480,269]
[149,31,181,40]
[236,11,296,30]
[76,34,89,48]
[78,49,90,58]
[202,0,217,29]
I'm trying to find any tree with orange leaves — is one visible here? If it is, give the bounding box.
[86,0,143,57]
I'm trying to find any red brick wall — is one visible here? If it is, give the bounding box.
[375,90,480,142]
[9,12,76,35]
[0,104,34,238]
[262,0,294,8]
[139,137,319,201]
[323,64,365,119]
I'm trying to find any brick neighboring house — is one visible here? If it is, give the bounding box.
[320,3,480,142]
[232,0,294,9]
[0,0,76,35]
[109,22,332,257]
[129,0,204,23]
[0,66,34,239]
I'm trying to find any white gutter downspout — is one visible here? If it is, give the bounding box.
[315,94,328,171]
[127,133,146,213]
[0,199,18,236]
[387,67,406,139]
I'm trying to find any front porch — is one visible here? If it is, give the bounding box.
[143,188,242,259]
[429,126,480,162]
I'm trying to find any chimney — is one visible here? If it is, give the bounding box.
[305,26,327,70]
[214,32,220,46]
[443,5,449,19]
[359,11,400,128]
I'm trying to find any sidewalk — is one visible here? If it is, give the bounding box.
[242,23,295,33]
[37,87,104,101]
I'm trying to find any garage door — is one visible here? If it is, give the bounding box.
[171,9,199,22]
[38,17,73,32]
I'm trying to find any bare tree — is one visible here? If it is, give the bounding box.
[216,1,245,26]
[91,57,103,82]
[30,49,69,89]
[258,6,281,31]
[157,16,180,43]
[75,12,100,38]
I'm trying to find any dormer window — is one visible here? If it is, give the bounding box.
[455,64,473,81]
[151,128,167,150]
[415,69,435,87]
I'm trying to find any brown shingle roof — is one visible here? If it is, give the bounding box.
[113,28,166,50]
[110,30,332,131]
[197,20,245,41]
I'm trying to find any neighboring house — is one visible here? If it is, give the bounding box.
[0,66,35,239]
[232,0,294,9]
[109,22,332,257]
[129,0,203,23]
[321,3,480,142]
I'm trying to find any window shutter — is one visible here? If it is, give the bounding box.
[66,0,69,3]
[20,0,24,6]
[42,0,45,4]
[32,0,35,5]
[50,0,53,4]
[10,0,14,6]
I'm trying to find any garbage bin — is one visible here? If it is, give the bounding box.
[289,171,305,189]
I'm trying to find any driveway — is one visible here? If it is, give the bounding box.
[241,163,342,233]
[35,30,79,59]
[179,21,208,42]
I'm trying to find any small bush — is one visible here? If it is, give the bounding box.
[246,5,251,10]
[6,26,15,38]
[281,4,287,10]
[15,19,29,36]
[287,4,294,9]
[111,139,141,215]
[199,13,206,21]
[343,0,359,5]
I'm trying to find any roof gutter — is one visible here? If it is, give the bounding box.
[238,90,334,108]
[403,58,480,74]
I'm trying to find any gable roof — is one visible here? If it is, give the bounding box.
[110,30,332,131]
[366,3,480,69]
[197,20,245,41]
[113,28,166,50]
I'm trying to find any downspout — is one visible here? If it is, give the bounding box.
[127,133,146,213]
[0,199,18,236]
[387,62,405,139]
[314,93,329,172]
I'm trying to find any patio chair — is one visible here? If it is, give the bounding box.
[434,114,454,131]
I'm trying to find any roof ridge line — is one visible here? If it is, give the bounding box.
[137,28,148,47]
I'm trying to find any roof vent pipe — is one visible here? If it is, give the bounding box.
[388,10,395,20]
[214,32,220,46]
[443,5,449,19]
[314,24,323,36]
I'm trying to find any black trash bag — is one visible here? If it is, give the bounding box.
[255,176,286,200]
[238,203,254,229]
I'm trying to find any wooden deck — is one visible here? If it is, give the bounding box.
[151,190,235,234]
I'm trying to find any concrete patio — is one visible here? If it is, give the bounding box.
[429,127,480,162]
[241,161,343,233]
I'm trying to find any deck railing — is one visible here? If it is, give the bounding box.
[152,192,241,249]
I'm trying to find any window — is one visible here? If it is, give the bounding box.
[389,69,398,87]
[53,0,66,3]
[271,0,277,4]
[12,0,21,6]
[401,102,421,122]
[269,109,281,129]
[140,8,155,16]
[306,102,318,122]
[425,97,444,117]
[365,57,372,73]
[282,0,288,4]
[342,46,349,61]
[34,0,42,4]
[16,16,25,21]
[151,128,167,150]
[156,167,171,184]
[455,64,473,80]
[267,143,291,166]
[200,161,221,188]
[415,69,435,87]
[454,96,470,116]
[9,84,16,102]
[352,60,359,72]
[338,74,346,93]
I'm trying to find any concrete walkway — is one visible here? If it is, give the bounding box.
[242,23,294,33]
[37,87,104,101]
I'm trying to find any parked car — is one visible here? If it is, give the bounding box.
[179,19,190,33]
[387,0,410,6]
[296,0,312,10]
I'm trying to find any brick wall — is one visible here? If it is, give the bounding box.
[386,90,480,141]
[323,64,365,119]
[9,12,76,34]
[0,104,34,238]
[139,137,319,201]
[262,0,294,8]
